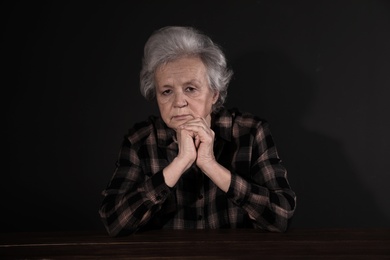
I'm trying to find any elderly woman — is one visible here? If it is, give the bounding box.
[99,26,296,236]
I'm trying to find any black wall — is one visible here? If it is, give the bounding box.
[3,1,390,232]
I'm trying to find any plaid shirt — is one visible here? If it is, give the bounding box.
[99,108,296,236]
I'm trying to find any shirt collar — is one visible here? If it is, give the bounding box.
[212,108,232,142]
[154,117,177,149]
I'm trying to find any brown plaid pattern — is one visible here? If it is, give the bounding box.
[99,108,296,236]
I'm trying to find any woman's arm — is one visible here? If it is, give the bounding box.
[225,121,296,232]
[98,139,172,236]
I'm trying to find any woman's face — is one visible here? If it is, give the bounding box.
[155,56,219,130]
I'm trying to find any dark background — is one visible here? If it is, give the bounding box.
[2,0,390,232]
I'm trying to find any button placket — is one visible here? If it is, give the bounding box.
[196,180,205,228]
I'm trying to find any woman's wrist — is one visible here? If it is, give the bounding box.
[199,160,232,193]
[163,157,193,187]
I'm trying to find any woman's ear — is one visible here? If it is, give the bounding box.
[212,91,219,104]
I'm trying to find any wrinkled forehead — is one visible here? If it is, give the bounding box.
[155,56,209,87]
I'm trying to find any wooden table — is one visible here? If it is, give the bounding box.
[0,228,389,259]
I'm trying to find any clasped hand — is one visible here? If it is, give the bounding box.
[176,116,215,171]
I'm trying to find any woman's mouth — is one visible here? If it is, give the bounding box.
[172,114,192,121]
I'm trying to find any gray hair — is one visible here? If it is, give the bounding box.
[140,26,233,112]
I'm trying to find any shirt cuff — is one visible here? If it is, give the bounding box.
[144,170,172,204]
[226,173,251,207]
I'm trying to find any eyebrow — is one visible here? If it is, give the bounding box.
[184,79,202,86]
[159,79,202,89]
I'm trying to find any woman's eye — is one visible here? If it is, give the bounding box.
[162,89,172,95]
[185,86,196,92]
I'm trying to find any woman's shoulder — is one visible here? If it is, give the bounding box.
[214,108,270,139]
[223,107,268,128]
[125,115,161,145]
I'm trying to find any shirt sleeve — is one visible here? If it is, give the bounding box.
[99,138,172,236]
[226,121,296,232]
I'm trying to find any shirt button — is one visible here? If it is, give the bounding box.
[197,215,203,221]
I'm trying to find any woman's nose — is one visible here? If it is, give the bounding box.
[174,93,188,107]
